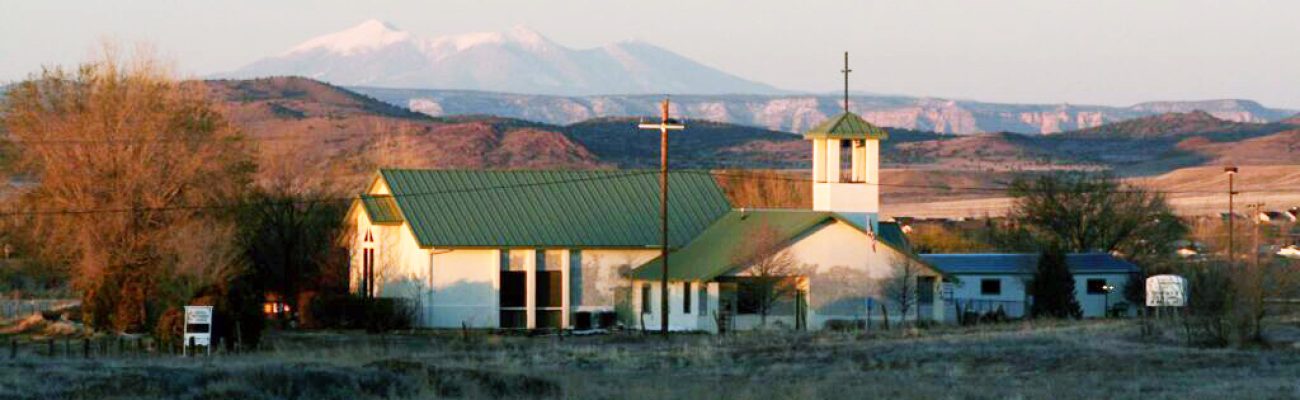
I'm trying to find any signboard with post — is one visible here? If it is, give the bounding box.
[183,305,214,356]
[1145,275,1187,307]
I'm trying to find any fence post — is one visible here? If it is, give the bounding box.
[82,338,89,359]
[47,339,53,357]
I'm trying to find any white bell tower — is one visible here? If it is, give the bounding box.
[806,52,888,231]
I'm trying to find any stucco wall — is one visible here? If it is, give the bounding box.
[428,249,499,328]
[783,221,938,328]
[572,249,657,312]
[634,280,718,332]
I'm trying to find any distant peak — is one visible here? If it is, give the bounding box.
[356,19,401,32]
[507,25,544,42]
[287,19,411,56]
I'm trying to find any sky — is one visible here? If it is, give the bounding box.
[2,0,1298,108]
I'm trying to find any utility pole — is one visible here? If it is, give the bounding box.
[638,98,684,336]
[1249,202,1266,271]
[1225,166,1238,265]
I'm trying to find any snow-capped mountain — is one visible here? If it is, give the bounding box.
[219,19,783,96]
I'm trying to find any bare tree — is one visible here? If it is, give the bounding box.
[0,44,253,332]
[731,222,805,327]
[881,255,925,324]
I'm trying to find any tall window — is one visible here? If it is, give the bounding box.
[641,284,652,314]
[535,249,564,328]
[361,229,375,298]
[499,250,527,328]
[683,282,692,314]
[698,284,708,315]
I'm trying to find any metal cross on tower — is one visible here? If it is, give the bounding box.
[637,98,684,336]
[841,51,852,112]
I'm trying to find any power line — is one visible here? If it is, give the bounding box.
[4,168,1296,219]
[0,170,661,218]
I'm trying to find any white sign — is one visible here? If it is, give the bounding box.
[183,305,214,355]
[1145,275,1187,307]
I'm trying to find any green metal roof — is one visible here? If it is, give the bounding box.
[376,169,732,248]
[359,194,404,224]
[631,210,926,281]
[802,112,889,140]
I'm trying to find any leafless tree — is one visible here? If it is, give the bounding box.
[731,221,806,327]
[881,255,925,324]
[0,44,253,332]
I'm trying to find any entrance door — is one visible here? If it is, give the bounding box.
[717,282,738,333]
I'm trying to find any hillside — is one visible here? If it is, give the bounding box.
[203,78,1293,185]
[1059,110,1290,139]
[206,77,606,189]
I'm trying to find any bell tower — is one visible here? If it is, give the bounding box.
[805,52,888,231]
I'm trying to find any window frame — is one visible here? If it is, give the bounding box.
[683,282,692,314]
[1086,278,1108,295]
[979,278,1002,296]
[641,284,653,314]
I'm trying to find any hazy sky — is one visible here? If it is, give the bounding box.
[3,0,1297,108]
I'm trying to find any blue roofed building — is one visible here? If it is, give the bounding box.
[920,253,1139,319]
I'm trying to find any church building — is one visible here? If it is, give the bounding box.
[346,101,952,331]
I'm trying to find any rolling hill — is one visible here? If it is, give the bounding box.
[206,77,607,190]
[205,78,1295,183]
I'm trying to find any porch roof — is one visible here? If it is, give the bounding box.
[631,209,924,281]
[918,253,1139,275]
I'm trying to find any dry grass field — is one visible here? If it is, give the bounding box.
[883,165,1300,219]
[2,319,1299,399]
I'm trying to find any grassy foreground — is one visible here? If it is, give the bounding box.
[1,320,1298,399]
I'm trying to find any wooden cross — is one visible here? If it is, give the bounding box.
[636,98,684,336]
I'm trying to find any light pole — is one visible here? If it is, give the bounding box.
[1225,166,1238,265]
[1101,284,1115,318]
[638,98,684,336]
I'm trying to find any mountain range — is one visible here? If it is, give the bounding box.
[353,87,1296,135]
[217,20,781,96]
[214,20,1296,135]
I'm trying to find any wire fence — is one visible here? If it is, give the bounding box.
[0,299,78,321]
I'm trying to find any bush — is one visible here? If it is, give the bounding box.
[305,294,415,332]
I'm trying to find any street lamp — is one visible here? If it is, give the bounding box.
[1101,284,1115,318]
[1225,166,1238,265]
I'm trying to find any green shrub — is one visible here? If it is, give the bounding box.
[305,294,415,332]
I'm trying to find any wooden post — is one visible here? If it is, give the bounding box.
[82,338,89,359]
[881,303,890,331]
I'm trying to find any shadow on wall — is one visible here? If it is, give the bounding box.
[379,277,498,327]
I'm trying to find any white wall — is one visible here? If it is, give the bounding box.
[573,249,658,312]
[428,249,499,328]
[639,220,942,332]
[784,220,941,329]
[634,280,718,332]
[1073,273,1133,318]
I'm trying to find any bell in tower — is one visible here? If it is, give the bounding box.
[804,52,889,231]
